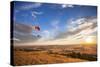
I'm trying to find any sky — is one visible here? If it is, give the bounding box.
[12,1,97,46]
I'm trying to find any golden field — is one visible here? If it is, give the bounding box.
[13,45,97,66]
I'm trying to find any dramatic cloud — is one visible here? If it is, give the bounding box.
[14,16,97,46]
[13,23,41,43]
[37,16,97,43]
[55,16,97,40]
[14,23,32,33]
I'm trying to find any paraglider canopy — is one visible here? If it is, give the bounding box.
[32,25,40,31]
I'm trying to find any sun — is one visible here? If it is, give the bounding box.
[84,36,95,44]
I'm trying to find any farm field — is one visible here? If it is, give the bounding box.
[13,45,97,66]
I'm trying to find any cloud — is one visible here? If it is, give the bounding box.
[31,11,43,18]
[51,20,59,30]
[14,16,97,46]
[39,30,51,41]
[14,2,42,21]
[66,16,97,39]
[20,3,42,10]
[48,16,97,45]
[13,38,20,41]
[38,20,60,41]
[13,22,41,43]
[14,22,32,33]
[38,16,97,43]
[52,16,97,40]
[61,4,74,8]
[68,17,97,32]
